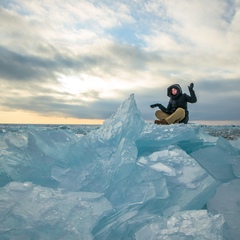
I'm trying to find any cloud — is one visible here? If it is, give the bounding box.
[145,0,240,66]
[0,46,56,81]
[0,89,121,119]
[189,79,240,120]
[0,0,240,122]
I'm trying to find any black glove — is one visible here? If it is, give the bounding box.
[150,103,160,108]
[150,103,168,112]
[188,83,194,91]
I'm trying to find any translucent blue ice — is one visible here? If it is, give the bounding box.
[0,181,112,239]
[208,179,240,240]
[136,210,224,240]
[191,136,239,182]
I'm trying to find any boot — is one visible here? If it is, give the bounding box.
[154,120,161,124]
[154,119,168,125]
[159,119,168,125]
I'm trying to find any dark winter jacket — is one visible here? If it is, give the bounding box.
[158,84,197,123]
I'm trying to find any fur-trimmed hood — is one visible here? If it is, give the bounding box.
[167,84,182,99]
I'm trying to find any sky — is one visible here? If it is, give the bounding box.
[0,0,240,124]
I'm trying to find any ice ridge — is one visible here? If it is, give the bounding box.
[0,94,240,239]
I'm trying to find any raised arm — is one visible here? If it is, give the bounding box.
[187,83,197,103]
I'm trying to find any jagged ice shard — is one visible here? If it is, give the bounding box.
[0,94,240,239]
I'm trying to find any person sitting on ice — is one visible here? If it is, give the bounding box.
[150,83,197,125]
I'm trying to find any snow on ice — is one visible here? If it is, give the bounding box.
[0,94,240,239]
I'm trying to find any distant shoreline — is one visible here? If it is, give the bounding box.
[193,120,240,126]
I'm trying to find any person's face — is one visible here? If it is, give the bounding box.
[171,88,178,95]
